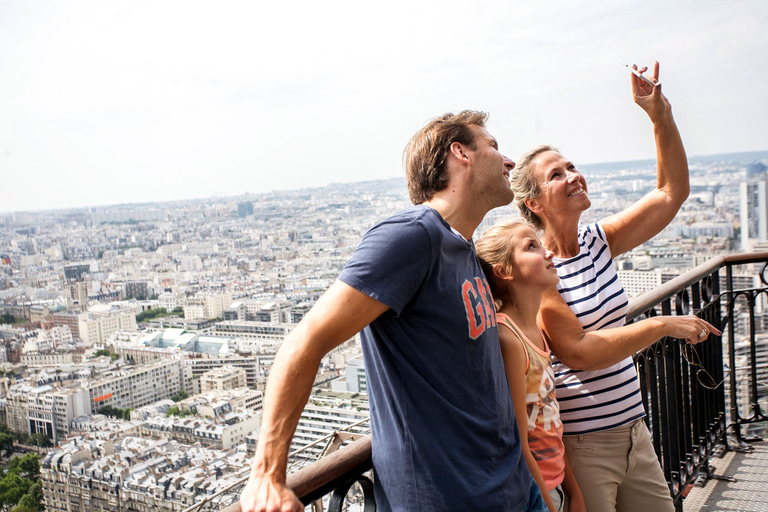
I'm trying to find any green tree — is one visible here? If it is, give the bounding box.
[10,454,39,480]
[135,308,168,322]
[0,473,26,511]
[0,455,42,512]
[0,430,15,457]
[28,434,50,452]
[97,406,127,419]
[166,406,191,418]
[171,389,189,402]
[17,481,43,509]
[93,349,112,358]
[12,503,40,512]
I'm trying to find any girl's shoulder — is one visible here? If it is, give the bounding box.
[497,313,549,356]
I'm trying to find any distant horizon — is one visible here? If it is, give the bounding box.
[3,2,767,215]
[3,149,767,217]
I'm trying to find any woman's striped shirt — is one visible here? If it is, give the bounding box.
[551,223,646,435]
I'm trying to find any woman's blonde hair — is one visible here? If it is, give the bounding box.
[476,220,529,310]
[511,144,559,231]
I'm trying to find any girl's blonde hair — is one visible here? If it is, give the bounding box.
[475,220,529,310]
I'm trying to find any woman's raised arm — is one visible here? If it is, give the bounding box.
[602,62,689,257]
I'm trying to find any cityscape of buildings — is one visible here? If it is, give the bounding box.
[2,151,768,511]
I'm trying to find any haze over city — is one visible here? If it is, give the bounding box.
[2,0,767,213]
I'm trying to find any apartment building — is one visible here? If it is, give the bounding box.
[185,355,263,389]
[52,310,82,340]
[78,310,137,345]
[50,387,92,439]
[183,292,232,320]
[140,410,260,449]
[21,351,74,367]
[42,436,250,512]
[289,390,370,458]
[86,358,182,411]
[211,320,293,340]
[158,292,185,312]
[190,387,263,414]
[199,365,247,393]
[22,325,74,353]
[5,382,92,442]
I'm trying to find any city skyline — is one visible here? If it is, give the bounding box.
[2,0,768,214]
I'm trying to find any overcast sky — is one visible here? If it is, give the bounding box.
[2,0,767,214]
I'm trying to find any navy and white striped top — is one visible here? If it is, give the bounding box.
[552,223,646,435]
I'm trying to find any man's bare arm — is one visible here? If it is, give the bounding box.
[240,280,389,512]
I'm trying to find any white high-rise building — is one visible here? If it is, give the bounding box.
[740,165,768,251]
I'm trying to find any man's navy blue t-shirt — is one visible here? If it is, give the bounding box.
[338,205,530,511]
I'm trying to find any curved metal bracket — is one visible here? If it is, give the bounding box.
[760,262,768,287]
[675,289,690,316]
[328,475,376,512]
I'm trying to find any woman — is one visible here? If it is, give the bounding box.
[510,63,719,512]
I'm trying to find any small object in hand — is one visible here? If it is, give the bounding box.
[698,328,708,339]
[619,60,660,87]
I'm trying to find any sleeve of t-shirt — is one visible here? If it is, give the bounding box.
[338,216,432,316]
[591,222,613,259]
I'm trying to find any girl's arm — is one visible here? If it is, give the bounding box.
[499,327,557,512]
[561,451,585,512]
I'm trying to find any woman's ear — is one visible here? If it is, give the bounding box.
[524,197,541,213]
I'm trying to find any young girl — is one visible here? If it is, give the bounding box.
[476,221,585,512]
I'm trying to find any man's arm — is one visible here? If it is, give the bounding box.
[240,280,389,512]
[603,62,690,257]
[539,287,718,371]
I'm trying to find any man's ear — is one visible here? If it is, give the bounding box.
[449,141,470,164]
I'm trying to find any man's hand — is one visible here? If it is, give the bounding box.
[240,473,303,512]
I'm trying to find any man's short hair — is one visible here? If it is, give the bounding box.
[403,110,489,204]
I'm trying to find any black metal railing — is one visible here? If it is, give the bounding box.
[628,252,768,510]
[226,252,768,512]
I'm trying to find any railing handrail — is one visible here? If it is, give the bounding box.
[627,252,768,320]
[231,251,768,510]
[223,436,372,512]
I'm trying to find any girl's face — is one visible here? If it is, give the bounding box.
[506,225,560,288]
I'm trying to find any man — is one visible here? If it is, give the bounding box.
[240,111,543,511]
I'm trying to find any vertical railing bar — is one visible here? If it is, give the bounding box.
[725,262,743,444]
[663,337,681,489]
[659,343,672,483]
[748,292,760,423]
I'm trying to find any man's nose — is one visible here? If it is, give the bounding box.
[504,156,515,170]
